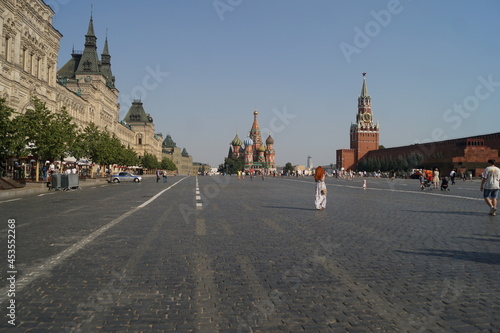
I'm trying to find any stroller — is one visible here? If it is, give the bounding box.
[441,177,450,191]
[421,179,432,190]
[420,174,432,190]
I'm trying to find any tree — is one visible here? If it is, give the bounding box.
[117,145,139,167]
[78,123,106,164]
[160,157,177,171]
[222,157,243,175]
[357,158,367,171]
[283,162,294,174]
[15,98,78,162]
[0,98,24,161]
[141,152,159,169]
[397,154,408,171]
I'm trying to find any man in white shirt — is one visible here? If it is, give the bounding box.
[480,159,500,216]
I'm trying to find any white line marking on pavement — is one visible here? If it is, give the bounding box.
[0,176,188,305]
[138,177,187,208]
[196,218,206,235]
[285,179,483,201]
[195,176,202,210]
[37,192,55,197]
[0,198,22,203]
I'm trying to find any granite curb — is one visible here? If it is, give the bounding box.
[0,178,110,200]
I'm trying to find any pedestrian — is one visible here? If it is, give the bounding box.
[419,172,425,190]
[42,163,48,181]
[156,169,161,182]
[450,168,456,185]
[480,159,500,216]
[433,168,440,189]
[162,170,167,183]
[441,176,450,191]
[315,166,327,210]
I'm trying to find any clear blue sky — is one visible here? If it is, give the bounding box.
[51,0,500,168]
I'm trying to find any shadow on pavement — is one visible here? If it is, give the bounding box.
[396,249,500,265]
[263,205,318,211]
[406,210,485,216]
[455,235,500,243]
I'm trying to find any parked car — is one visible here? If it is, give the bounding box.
[110,172,142,183]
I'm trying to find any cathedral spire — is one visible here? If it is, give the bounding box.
[250,110,262,147]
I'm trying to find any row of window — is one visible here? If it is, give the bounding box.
[2,35,53,84]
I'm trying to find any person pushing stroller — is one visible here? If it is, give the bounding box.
[441,176,450,191]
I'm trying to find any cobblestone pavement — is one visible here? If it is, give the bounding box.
[0,176,498,332]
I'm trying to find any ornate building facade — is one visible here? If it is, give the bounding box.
[228,110,276,172]
[162,134,199,175]
[0,0,207,174]
[336,73,380,171]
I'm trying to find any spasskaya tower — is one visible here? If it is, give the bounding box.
[336,73,380,171]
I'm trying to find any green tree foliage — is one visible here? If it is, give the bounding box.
[117,145,139,167]
[220,157,243,175]
[160,157,177,171]
[358,151,426,172]
[78,123,106,164]
[14,98,78,162]
[0,98,24,160]
[282,162,294,174]
[1,97,155,170]
[141,152,160,169]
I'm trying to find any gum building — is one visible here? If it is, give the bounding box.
[0,1,207,173]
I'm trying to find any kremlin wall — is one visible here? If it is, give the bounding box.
[337,74,500,177]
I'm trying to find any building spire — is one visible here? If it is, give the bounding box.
[87,11,95,37]
[360,72,369,98]
[250,110,262,147]
[75,13,100,74]
[100,32,115,88]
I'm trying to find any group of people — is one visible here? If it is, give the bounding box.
[418,168,454,191]
[156,170,168,183]
[314,159,500,215]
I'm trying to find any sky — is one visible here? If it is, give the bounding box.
[49,0,500,168]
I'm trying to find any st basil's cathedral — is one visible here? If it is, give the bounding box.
[228,111,276,172]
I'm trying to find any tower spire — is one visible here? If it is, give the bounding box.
[249,110,262,147]
[76,13,100,73]
[360,72,369,98]
[100,32,115,88]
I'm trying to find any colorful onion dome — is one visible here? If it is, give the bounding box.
[266,135,274,145]
[231,133,242,146]
[257,145,266,152]
[244,137,253,147]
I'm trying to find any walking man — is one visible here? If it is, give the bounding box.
[480,159,500,216]
[450,168,456,185]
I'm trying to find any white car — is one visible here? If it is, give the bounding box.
[110,172,142,183]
